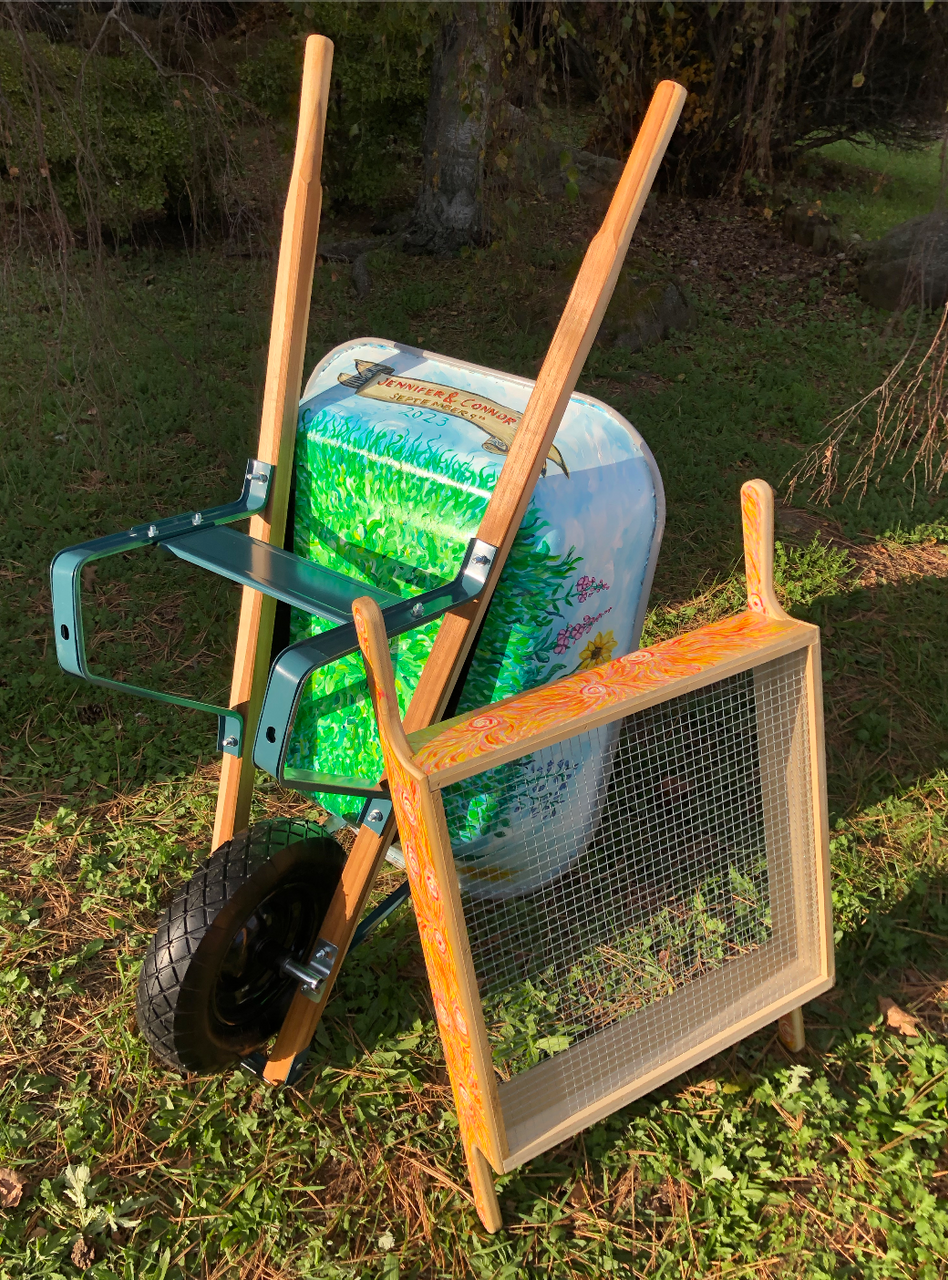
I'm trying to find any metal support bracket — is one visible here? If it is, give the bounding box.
[252,537,499,790]
[280,938,338,1004]
[51,471,497,779]
[359,798,393,835]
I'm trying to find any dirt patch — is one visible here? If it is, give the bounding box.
[636,197,853,330]
[852,541,948,587]
[777,501,948,586]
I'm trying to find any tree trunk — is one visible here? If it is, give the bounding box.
[405,3,503,256]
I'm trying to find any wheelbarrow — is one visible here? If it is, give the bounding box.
[49,35,687,1084]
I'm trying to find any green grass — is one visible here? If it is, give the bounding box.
[2,178,948,1277]
[808,137,943,240]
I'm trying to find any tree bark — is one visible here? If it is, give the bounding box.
[405,3,503,256]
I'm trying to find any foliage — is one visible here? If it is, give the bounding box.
[3,141,948,1275]
[809,137,945,243]
[568,1,948,196]
[0,20,240,242]
[0,1,436,243]
[252,2,439,211]
[5,0,946,245]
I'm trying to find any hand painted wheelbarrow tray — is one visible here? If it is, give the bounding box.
[354,480,834,1231]
[48,36,687,1083]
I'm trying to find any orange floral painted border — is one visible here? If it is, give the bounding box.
[352,605,501,1217]
[414,610,796,777]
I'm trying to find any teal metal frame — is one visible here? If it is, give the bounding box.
[50,461,498,790]
[251,536,497,795]
[51,460,274,757]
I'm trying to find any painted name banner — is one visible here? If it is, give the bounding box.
[338,359,568,476]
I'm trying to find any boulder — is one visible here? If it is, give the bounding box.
[599,271,695,352]
[516,252,695,353]
[857,210,948,311]
[782,205,842,256]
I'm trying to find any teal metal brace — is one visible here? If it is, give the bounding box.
[50,460,274,757]
[50,460,499,778]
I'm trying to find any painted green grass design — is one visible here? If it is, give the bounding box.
[456,506,581,711]
[285,407,581,824]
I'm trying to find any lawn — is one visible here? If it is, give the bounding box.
[1,140,947,1279]
[808,137,943,242]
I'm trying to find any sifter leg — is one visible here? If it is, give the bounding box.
[467,1143,503,1233]
[777,1005,806,1052]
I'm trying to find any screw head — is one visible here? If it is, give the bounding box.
[147,524,158,538]
[367,808,384,824]
[222,735,238,748]
[472,554,490,565]
[410,602,424,618]
[192,511,203,526]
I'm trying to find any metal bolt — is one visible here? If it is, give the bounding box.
[367,809,385,824]
[222,736,238,748]
[147,524,158,538]
[472,554,490,565]
[410,602,424,618]
[191,511,203,526]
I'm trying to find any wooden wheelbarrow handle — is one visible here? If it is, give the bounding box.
[212,35,334,851]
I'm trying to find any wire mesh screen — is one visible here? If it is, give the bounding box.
[442,647,821,1140]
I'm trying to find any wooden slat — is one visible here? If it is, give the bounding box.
[742,479,832,1050]
[499,964,832,1170]
[352,596,507,1229]
[411,613,813,788]
[212,35,333,850]
[805,637,834,981]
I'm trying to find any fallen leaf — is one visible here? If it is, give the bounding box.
[71,1236,96,1269]
[878,996,919,1037]
[0,1168,25,1207]
[567,1180,587,1207]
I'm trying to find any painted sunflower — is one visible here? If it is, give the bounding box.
[577,629,616,671]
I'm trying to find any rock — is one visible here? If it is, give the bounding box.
[516,253,695,353]
[504,127,623,205]
[857,210,948,311]
[782,205,842,256]
[600,273,696,352]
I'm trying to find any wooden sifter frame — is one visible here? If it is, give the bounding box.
[353,480,834,1231]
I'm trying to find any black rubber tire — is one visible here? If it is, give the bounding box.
[135,819,345,1074]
